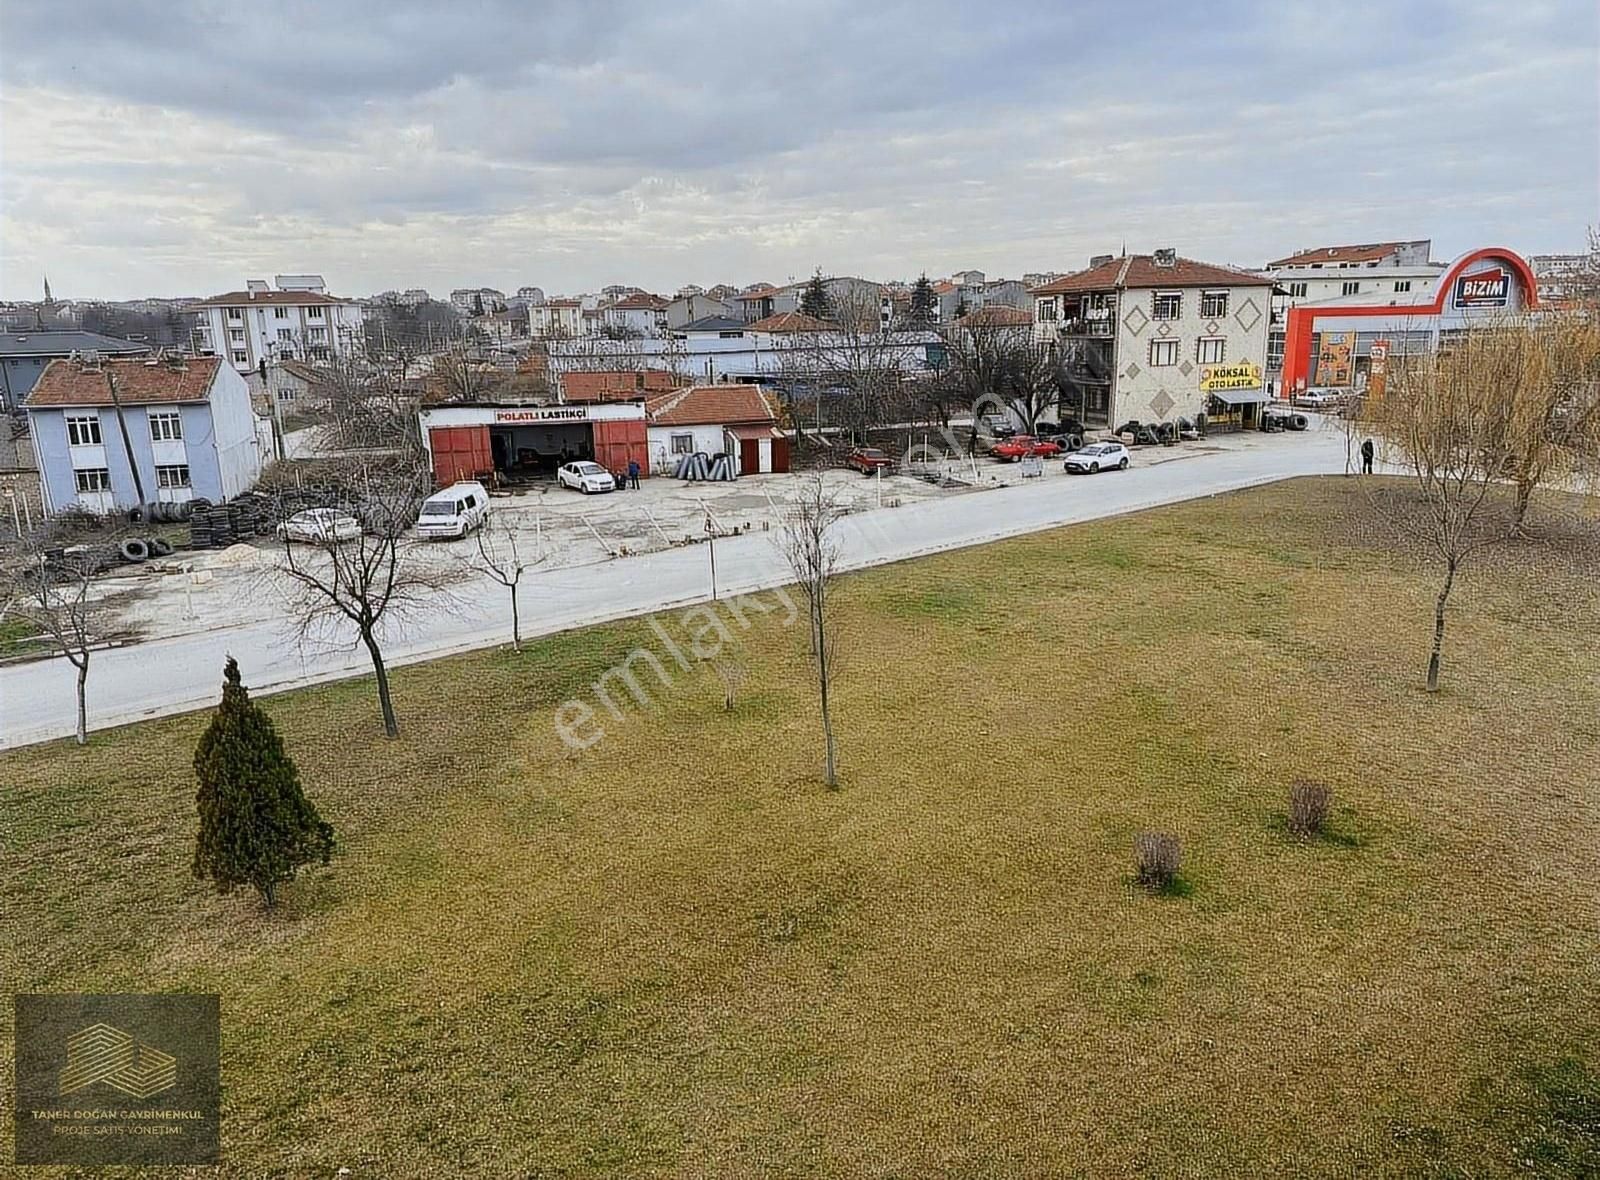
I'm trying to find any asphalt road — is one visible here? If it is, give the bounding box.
[0,430,1349,748]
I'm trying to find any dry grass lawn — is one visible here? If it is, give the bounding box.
[4,476,1600,1177]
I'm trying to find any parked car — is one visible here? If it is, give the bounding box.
[557,461,617,495]
[1064,441,1131,473]
[1293,388,1349,410]
[976,413,1017,439]
[990,435,1064,461]
[845,447,895,474]
[416,480,492,539]
[276,507,362,545]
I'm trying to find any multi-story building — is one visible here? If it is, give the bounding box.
[529,299,584,338]
[1261,241,1445,384]
[190,279,363,373]
[1031,249,1275,428]
[26,354,262,514]
[600,293,669,337]
[0,330,151,411]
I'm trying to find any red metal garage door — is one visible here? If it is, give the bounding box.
[430,425,492,486]
[592,419,648,478]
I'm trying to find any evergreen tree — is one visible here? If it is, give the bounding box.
[954,294,971,320]
[800,269,832,320]
[193,658,334,908]
[472,292,485,317]
[908,273,937,326]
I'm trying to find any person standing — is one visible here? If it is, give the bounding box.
[627,458,641,490]
[1360,437,1375,475]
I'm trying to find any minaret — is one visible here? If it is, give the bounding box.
[42,274,53,304]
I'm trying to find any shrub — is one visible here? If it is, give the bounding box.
[1134,831,1182,890]
[1288,780,1333,838]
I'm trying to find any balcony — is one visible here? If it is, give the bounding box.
[1059,317,1115,338]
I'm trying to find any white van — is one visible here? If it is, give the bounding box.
[416,481,491,540]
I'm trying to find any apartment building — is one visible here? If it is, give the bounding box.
[1032,250,1274,428]
[190,278,363,373]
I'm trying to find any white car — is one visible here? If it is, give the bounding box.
[1063,441,1130,473]
[558,461,616,494]
[1293,388,1348,410]
[275,508,362,545]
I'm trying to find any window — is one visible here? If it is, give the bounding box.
[227,307,242,321]
[229,329,245,344]
[74,468,111,493]
[1287,281,1308,298]
[670,433,694,455]
[718,330,744,339]
[307,306,324,319]
[155,464,190,489]
[274,307,288,319]
[306,327,326,342]
[1149,339,1179,366]
[1199,291,1229,318]
[65,414,102,446]
[1036,298,1059,322]
[1151,291,1181,320]
[232,350,248,364]
[1342,281,1361,296]
[1394,280,1411,293]
[277,328,293,342]
[148,410,183,442]
[1196,337,1226,364]
[276,385,297,402]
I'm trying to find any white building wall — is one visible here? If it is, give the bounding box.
[646,424,726,474]
[1111,283,1272,424]
[207,361,265,498]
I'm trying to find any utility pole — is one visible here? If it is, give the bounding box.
[103,367,147,513]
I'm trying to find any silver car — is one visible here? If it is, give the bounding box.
[1063,441,1130,473]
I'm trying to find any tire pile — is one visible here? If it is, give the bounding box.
[185,487,351,549]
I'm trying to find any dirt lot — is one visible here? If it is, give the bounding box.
[26,428,1305,648]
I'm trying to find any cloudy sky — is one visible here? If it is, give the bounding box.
[1,0,1595,301]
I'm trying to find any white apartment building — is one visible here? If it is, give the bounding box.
[1261,240,1444,381]
[1032,250,1275,428]
[190,279,364,373]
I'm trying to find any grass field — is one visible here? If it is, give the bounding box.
[4,476,1600,1178]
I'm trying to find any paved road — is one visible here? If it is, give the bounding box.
[0,430,1348,747]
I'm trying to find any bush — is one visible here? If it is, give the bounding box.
[1288,780,1333,838]
[1134,831,1182,890]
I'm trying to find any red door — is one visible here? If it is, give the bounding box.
[739,438,759,475]
[430,425,492,486]
[592,418,648,477]
[770,436,790,473]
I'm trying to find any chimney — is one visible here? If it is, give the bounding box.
[1090,254,1114,268]
[1153,248,1178,268]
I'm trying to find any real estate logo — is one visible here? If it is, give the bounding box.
[1453,266,1510,308]
[59,1023,178,1099]
[12,994,220,1166]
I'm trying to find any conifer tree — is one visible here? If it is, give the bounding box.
[193,658,334,908]
[908,273,937,326]
[800,269,832,320]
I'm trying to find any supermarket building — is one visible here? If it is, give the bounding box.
[1279,247,1539,395]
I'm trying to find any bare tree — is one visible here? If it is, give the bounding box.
[472,514,542,651]
[277,462,454,736]
[1361,322,1521,691]
[709,656,747,712]
[780,475,846,787]
[3,533,115,745]
[1494,310,1600,527]
[942,318,1061,434]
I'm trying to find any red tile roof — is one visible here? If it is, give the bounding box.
[607,293,667,311]
[955,306,1033,328]
[1030,255,1273,295]
[646,384,778,427]
[29,356,224,406]
[562,369,679,401]
[187,290,347,308]
[746,311,832,333]
[1266,242,1405,268]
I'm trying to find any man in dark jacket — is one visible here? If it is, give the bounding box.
[627,458,641,489]
[1360,437,1375,475]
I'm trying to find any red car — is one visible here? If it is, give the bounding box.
[845,447,895,474]
[989,435,1063,462]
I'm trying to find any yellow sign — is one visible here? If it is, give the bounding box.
[1316,331,1355,387]
[1199,363,1262,392]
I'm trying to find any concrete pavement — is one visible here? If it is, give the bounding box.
[0,429,1349,748]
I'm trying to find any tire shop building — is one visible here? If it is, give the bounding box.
[1279,247,1539,396]
[418,399,648,486]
